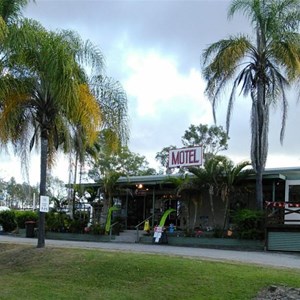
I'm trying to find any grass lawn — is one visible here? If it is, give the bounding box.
[0,243,300,300]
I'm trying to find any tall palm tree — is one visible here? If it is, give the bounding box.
[202,0,300,209]
[0,19,104,248]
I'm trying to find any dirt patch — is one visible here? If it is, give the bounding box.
[254,285,300,299]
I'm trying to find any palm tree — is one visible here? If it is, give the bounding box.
[0,0,30,24]
[189,156,225,228]
[202,0,300,209]
[166,174,195,232]
[0,1,32,100]
[218,157,251,233]
[69,76,129,204]
[0,20,104,248]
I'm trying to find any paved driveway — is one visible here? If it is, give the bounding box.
[1,235,300,269]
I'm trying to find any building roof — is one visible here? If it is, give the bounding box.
[263,167,300,180]
[79,167,300,189]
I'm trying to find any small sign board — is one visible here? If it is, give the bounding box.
[168,146,203,168]
[40,195,49,212]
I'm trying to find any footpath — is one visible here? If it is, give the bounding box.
[1,235,300,269]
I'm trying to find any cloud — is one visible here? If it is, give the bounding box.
[8,0,299,184]
[124,50,211,118]
[122,49,214,167]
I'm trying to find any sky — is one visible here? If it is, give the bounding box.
[1,0,300,184]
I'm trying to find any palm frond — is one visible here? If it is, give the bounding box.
[202,35,253,123]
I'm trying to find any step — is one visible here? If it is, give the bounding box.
[112,230,144,243]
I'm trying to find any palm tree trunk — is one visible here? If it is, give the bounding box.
[192,198,198,229]
[222,197,230,237]
[209,185,216,228]
[37,136,48,248]
[256,167,263,210]
[71,152,79,219]
[254,26,267,211]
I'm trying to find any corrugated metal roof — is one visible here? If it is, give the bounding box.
[116,173,185,185]
[76,167,300,188]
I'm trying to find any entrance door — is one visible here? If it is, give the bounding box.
[285,180,300,224]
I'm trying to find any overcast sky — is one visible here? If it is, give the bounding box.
[1,0,300,184]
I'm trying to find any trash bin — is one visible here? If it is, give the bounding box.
[25,221,36,238]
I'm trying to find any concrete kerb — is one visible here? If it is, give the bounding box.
[1,235,300,269]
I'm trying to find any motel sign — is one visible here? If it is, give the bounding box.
[168,146,203,168]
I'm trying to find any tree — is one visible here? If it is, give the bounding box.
[165,174,195,232]
[46,175,67,210]
[0,0,30,24]
[156,124,229,174]
[182,124,229,160]
[88,143,156,225]
[0,1,31,97]
[0,19,103,248]
[217,157,251,233]
[202,0,300,209]
[189,156,226,228]
[155,145,177,174]
[6,177,22,208]
[68,76,129,216]
[89,145,156,181]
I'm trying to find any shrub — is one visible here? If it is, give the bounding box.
[90,223,105,235]
[68,219,88,233]
[212,226,223,238]
[46,211,71,232]
[232,209,265,240]
[15,211,38,228]
[0,210,17,232]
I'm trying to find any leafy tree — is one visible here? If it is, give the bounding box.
[156,124,229,174]
[46,175,67,210]
[155,145,177,174]
[20,181,35,209]
[202,0,300,209]
[182,124,229,159]
[88,143,156,224]
[89,145,156,181]
[6,177,22,208]
[0,177,7,205]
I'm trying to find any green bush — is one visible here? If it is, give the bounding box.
[89,223,105,235]
[46,211,71,232]
[0,210,17,232]
[15,211,38,228]
[45,211,90,233]
[232,209,265,240]
[68,219,84,233]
